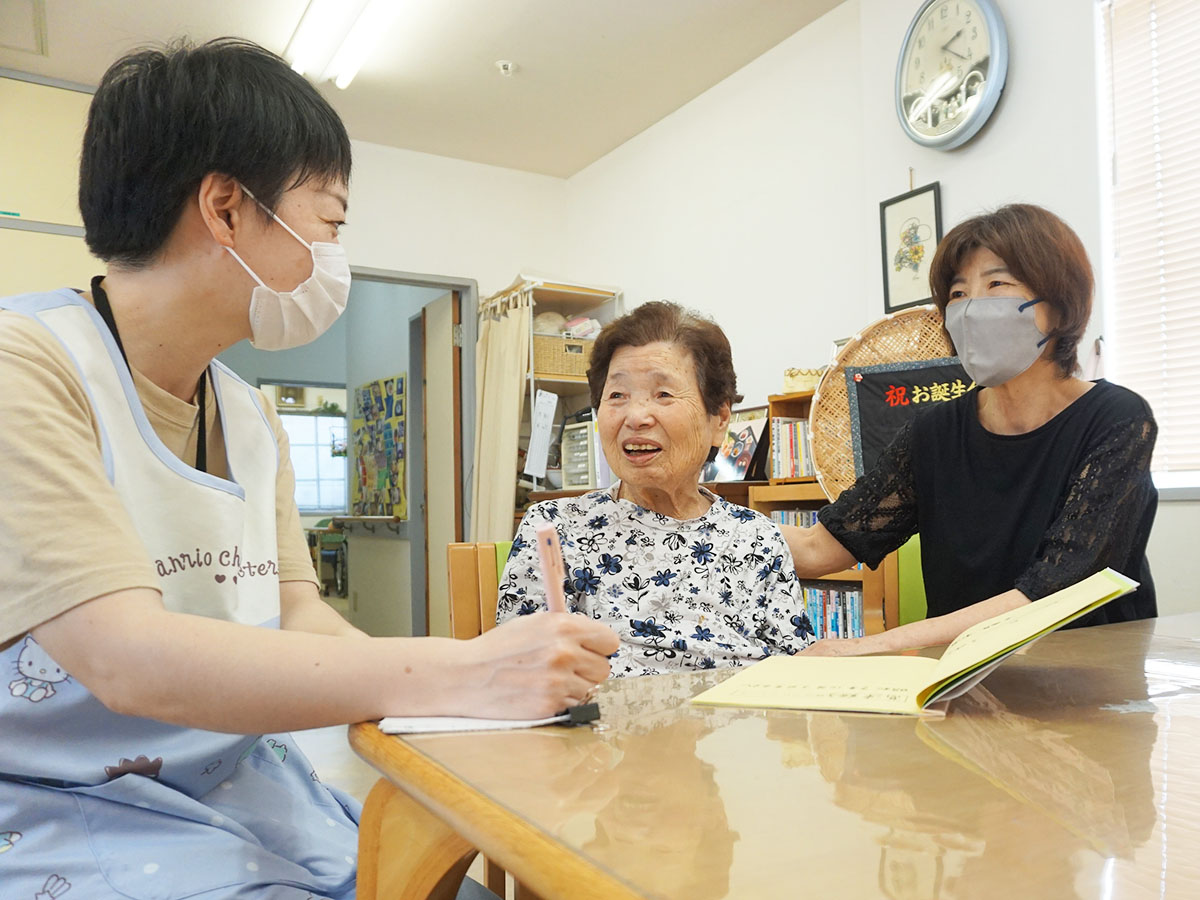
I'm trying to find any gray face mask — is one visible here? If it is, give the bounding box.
[943,296,1050,387]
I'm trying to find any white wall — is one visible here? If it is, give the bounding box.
[340,140,568,298]
[1146,502,1200,617]
[563,0,866,407]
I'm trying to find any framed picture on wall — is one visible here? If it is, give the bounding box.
[880,182,942,313]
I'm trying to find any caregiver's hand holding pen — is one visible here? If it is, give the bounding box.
[462,522,616,718]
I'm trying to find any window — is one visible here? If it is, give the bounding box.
[280,414,348,513]
[1099,0,1200,487]
[262,382,349,514]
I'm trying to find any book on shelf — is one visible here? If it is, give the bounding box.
[801,582,863,640]
[770,417,814,479]
[691,568,1137,716]
[770,509,820,527]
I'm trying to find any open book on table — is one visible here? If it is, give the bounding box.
[691,568,1138,716]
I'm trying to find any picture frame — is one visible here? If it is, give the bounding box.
[274,384,307,408]
[880,182,942,313]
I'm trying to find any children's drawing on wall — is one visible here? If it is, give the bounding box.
[350,374,407,518]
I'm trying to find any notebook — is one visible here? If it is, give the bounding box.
[691,568,1138,716]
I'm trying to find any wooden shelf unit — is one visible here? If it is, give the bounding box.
[766,390,814,485]
[747,392,898,635]
[520,280,624,494]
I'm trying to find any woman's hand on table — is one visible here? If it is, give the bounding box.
[467,612,620,719]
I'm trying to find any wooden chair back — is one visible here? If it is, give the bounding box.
[447,542,503,639]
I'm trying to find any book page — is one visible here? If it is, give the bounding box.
[919,569,1138,706]
[690,655,937,715]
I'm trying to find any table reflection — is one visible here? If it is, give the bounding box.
[762,631,1160,900]
[390,623,1198,900]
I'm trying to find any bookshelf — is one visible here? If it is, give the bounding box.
[748,390,898,636]
[520,280,623,493]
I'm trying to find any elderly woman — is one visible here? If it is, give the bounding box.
[785,203,1157,656]
[498,301,812,675]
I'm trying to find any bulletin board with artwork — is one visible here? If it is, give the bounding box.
[350,374,407,518]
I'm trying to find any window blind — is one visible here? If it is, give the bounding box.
[1101,0,1200,474]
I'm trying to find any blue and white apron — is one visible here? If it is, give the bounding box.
[0,290,358,899]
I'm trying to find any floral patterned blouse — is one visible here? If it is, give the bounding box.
[496,483,813,677]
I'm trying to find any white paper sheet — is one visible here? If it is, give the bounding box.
[377,713,570,734]
[523,389,559,478]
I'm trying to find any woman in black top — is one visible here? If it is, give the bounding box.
[784,204,1157,655]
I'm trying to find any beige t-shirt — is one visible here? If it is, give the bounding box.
[0,307,318,648]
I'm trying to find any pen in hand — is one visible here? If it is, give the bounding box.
[535,522,569,613]
[536,521,602,717]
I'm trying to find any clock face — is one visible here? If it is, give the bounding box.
[896,0,1008,149]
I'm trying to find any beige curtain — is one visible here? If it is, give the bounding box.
[470,290,532,541]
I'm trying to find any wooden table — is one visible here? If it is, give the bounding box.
[350,615,1200,899]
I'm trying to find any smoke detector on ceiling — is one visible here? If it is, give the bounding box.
[495,60,518,77]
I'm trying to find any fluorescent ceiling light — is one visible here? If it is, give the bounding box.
[284,0,400,90]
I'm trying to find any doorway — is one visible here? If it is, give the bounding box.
[347,267,476,638]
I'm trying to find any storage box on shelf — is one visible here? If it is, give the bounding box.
[749,390,898,635]
[561,421,596,489]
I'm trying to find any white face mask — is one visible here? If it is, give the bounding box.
[224,187,351,351]
[943,296,1049,387]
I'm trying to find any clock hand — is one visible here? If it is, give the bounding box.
[944,46,970,60]
[940,29,963,51]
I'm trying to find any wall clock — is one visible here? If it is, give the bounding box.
[895,0,1009,149]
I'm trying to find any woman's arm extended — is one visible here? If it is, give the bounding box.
[279,579,366,637]
[779,522,857,578]
[802,588,1030,656]
[32,586,619,733]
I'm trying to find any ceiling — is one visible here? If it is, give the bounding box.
[0,0,842,177]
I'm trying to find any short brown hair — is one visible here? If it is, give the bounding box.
[929,204,1092,377]
[587,301,743,414]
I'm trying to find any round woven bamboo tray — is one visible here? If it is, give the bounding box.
[810,305,953,501]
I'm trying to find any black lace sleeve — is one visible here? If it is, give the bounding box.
[817,420,919,569]
[1014,415,1157,600]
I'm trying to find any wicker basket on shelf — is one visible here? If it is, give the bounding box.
[810,305,953,501]
[532,334,593,377]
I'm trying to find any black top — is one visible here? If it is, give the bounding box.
[818,380,1158,628]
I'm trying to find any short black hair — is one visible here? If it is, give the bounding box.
[80,37,352,266]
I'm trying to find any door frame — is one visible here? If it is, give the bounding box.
[350,266,478,636]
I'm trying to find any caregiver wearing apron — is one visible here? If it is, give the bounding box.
[0,38,617,898]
